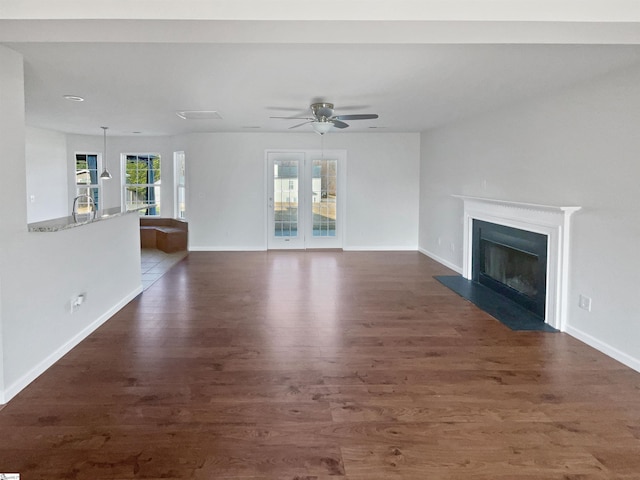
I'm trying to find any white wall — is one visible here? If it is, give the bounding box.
[0,45,26,398]
[184,132,420,250]
[419,64,640,372]
[25,127,68,222]
[0,46,143,403]
[2,215,142,398]
[67,131,421,250]
[344,133,420,250]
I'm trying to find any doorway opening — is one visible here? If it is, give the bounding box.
[266,150,345,250]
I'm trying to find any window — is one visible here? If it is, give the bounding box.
[123,153,161,215]
[174,151,186,219]
[75,153,100,210]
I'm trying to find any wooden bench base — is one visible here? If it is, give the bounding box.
[156,227,187,253]
[140,219,188,253]
[140,226,157,249]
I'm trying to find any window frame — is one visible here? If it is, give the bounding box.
[74,152,101,210]
[121,152,162,216]
[174,151,186,219]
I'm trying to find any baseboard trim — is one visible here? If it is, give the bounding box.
[1,285,143,405]
[342,246,418,251]
[191,246,419,252]
[418,248,463,274]
[565,324,640,373]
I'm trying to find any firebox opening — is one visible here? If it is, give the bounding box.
[481,240,539,297]
[472,220,547,320]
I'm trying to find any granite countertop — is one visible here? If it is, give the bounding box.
[28,206,150,232]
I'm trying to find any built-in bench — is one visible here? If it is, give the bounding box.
[140,218,188,253]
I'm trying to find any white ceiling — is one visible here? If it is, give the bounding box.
[5,42,640,137]
[4,0,640,22]
[3,1,640,137]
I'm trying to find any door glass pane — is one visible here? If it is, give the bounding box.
[312,159,336,237]
[274,160,298,237]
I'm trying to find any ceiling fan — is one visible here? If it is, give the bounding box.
[271,102,379,135]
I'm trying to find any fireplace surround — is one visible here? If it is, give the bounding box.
[454,196,581,331]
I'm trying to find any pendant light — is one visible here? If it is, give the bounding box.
[99,126,112,180]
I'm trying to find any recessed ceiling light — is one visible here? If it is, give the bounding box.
[243,126,261,129]
[176,110,223,120]
[63,95,85,102]
[132,131,142,134]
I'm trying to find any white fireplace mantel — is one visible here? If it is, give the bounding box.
[453,195,581,331]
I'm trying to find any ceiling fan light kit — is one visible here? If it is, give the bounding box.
[311,121,333,135]
[271,101,379,134]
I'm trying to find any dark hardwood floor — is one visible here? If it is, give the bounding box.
[1,251,639,479]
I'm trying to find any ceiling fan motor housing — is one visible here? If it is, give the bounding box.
[311,102,334,121]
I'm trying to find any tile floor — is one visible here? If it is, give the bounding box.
[140,248,188,290]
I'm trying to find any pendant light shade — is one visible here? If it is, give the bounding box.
[100,126,112,180]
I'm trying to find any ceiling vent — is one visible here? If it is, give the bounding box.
[176,110,223,120]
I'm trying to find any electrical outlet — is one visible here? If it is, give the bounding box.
[70,293,86,313]
[437,236,442,246]
[578,294,592,312]
[449,242,455,252]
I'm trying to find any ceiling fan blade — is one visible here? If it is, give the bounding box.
[331,120,349,129]
[271,116,313,120]
[332,114,379,121]
[289,121,313,129]
[267,106,309,112]
[334,104,371,111]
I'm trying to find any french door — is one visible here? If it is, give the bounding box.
[267,150,344,250]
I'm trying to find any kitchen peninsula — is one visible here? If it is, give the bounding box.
[28,206,150,232]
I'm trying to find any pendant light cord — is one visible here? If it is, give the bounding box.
[100,126,112,180]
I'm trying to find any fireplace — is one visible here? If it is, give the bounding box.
[455,196,581,331]
[472,220,547,319]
